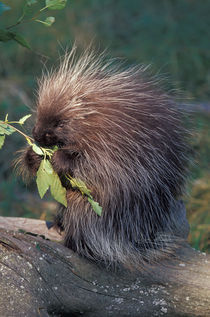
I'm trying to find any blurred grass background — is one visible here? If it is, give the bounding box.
[0,0,209,252]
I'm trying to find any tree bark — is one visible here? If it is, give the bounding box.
[0,217,209,317]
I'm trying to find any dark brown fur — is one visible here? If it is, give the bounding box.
[18,49,190,269]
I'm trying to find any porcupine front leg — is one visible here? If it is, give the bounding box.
[17,146,42,179]
[51,148,82,232]
[51,148,82,176]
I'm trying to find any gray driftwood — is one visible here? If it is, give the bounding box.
[0,217,209,317]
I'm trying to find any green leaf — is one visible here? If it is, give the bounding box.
[88,198,102,216]
[0,30,31,49]
[19,114,32,125]
[0,135,5,149]
[0,29,14,42]
[43,159,54,174]
[45,0,67,10]
[0,2,10,16]
[69,177,92,197]
[50,172,67,207]
[67,175,102,216]
[36,160,53,198]
[52,145,59,152]
[36,159,67,207]
[32,143,44,155]
[36,16,55,27]
[13,33,31,49]
[45,16,55,26]
[0,121,15,135]
[19,0,39,20]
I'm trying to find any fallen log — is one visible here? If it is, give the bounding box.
[0,217,209,317]
[0,216,61,241]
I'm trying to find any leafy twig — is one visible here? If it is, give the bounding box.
[0,113,102,215]
[1,0,67,49]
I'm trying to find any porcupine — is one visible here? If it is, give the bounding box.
[20,48,190,269]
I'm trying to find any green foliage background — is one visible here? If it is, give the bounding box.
[0,0,209,252]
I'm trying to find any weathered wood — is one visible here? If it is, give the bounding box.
[0,216,62,241]
[0,219,209,317]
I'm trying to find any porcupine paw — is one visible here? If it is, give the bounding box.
[53,210,65,232]
[51,149,81,175]
[24,146,42,175]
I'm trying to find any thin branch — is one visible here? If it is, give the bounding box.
[5,122,34,142]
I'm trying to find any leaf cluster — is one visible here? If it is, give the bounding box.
[0,113,102,216]
[36,159,67,207]
[0,114,31,149]
[0,0,67,49]
[66,176,102,216]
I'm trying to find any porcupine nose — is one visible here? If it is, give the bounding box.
[32,127,57,147]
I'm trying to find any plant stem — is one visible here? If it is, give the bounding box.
[5,122,34,142]
[6,4,46,30]
[39,5,49,12]
[6,21,21,30]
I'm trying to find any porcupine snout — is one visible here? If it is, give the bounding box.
[32,126,58,147]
